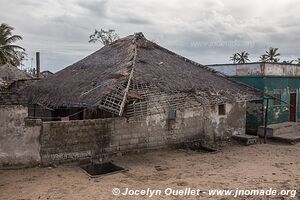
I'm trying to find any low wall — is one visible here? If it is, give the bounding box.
[0,105,41,168]
[0,102,246,167]
[40,102,246,164]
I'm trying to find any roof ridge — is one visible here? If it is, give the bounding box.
[142,39,218,72]
[141,38,263,94]
[117,34,139,115]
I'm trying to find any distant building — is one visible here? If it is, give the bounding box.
[0,64,35,91]
[40,70,53,78]
[207,62,300,133]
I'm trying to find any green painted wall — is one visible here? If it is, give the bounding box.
[231,76,265,91]
[231,76,300,131]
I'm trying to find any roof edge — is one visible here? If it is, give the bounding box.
[207,62,300,67]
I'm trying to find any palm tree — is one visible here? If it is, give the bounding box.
[229,53,239,64]
[282,60,294,64]
[261,47,280,63]
[259,55,267,62]
[295,58,300,66]
[236,51,250,63]
[0,23,25,66]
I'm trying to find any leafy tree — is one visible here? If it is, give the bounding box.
[0,23,25,66]
[261,47,280,63]
[89,29,119,45]
[236,51,250,63]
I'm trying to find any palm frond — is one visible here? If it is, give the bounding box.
[0,23,25,66]
[5,35,23,44]
[1,44,25,51]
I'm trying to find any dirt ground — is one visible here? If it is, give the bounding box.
[0,142,299,200]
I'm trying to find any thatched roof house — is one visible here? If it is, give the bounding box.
[3,33,263,164]
[0,64,34,90]
[26,33,260,118]
[0,64,33,81]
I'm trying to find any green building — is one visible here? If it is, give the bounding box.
[207,62,300,133]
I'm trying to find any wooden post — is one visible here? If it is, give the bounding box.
[263,98,269,144]
[33,104,36,118]
[36,52,40,78]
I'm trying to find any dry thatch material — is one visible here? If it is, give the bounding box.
[25,33,261,117]
[0,64,33,81]
[0,64,34,90]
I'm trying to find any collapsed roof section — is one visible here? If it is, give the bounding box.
[26,33,261,117]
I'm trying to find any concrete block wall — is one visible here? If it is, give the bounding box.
[40,102,246,165]
[0,101,246,167]
[41,118,113,164]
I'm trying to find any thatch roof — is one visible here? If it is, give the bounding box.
[25,33,261,116]
[0,64,34,90]
[0,64,34,81]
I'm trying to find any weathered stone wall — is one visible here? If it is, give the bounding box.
[0,105,41,168]
[40,102,246,164]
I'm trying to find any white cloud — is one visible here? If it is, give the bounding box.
[0,0,299,72]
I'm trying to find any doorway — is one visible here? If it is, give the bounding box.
[289,92,297,122]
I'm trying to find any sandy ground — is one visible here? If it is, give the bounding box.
[0,142,299,200]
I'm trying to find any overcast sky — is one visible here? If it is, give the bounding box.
[1,0,300,72]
